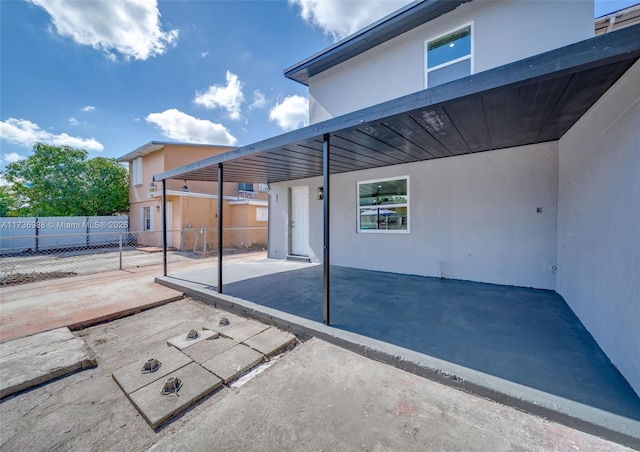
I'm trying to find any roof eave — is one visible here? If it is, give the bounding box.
[284,0,471,86]
[116,142,165,162]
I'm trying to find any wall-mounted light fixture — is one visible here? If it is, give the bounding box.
[155,205,161,212]
[317,187,324,200]
[149,181,157,192]
[182,180,188,192]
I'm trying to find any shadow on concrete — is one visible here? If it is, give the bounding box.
[221,265,640,421]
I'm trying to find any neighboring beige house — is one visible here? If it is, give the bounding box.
[117,142,268,250]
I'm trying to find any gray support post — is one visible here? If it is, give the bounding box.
[217,164,224,293]
[323,133,330,325]
[162,179,167,277]
[119,233,123,270]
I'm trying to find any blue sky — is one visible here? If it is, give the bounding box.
[0,0,637,169]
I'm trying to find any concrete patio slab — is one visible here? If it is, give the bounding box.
[156,261,640,447]
[222,319,269,342]
[112,346,192,395]
[181,336,239,364]
[128,362,221,429]
[0,327,96,399]
[202,344,264,383]
[244,327,296,357]
[166,329,218,350]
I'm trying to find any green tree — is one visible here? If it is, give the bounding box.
[83,157,129,216]
[1,143,129,217]
[0,186,18,217]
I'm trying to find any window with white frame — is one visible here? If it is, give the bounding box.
[425,24,472,88]
[143,206,152,231]
[357,177,409,233]
[132,157,143,186]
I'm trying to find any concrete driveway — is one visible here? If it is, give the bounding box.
[0,299,631,452]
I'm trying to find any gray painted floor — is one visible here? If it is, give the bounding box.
[167,261,640,424]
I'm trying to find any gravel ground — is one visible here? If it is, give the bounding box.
[0,271,78,286]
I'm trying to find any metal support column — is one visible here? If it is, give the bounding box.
[162,179,167,276]
[323,133,330,325]
[217,164,224,293]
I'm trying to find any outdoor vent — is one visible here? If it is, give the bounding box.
[219,317,230,326]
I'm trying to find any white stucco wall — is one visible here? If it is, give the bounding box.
[557,60,640,396]
[269,142,559,290]
[309,0,594,123]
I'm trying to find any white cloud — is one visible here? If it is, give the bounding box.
[68,117,80,126]
[201,51,209,58]
[249,90,267,110]
[194,71,245,120]
[0,118,104,151]
[269,95,309,131]
[2,153,25,164]
[146,109,237,145]
[29,0,179,61]
[81,105,95,112]
[289,0,412,41]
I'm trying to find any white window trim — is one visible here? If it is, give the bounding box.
[357,175,410,234]
[424,21,474,89]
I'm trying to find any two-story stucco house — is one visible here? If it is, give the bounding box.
[154,0,640,405]
[117,142,268,250]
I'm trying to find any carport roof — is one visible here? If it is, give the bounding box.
[154,25,640,184]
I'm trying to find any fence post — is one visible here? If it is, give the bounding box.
[119,233,123,270]
[35,217,39,252]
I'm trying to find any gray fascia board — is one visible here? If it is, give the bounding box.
[155,24,640,183]
[284,0,471,85]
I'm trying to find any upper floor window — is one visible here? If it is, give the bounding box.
[425,24,473,88]
[357,176,409,233]
[238,182,254,192]
[132,157,143,186]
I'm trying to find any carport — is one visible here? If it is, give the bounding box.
[155,25,639,326]
[153,26,640,445]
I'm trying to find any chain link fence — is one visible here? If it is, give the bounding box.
[0,227,267,286]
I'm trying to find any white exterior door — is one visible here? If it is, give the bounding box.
[291,186,309,256]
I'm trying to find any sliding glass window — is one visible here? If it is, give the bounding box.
[357,176,409,233]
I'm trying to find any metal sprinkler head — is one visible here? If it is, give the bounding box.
[141,358,162,374]
[161,376,182,395]
[186,329,200,340]
[218,317,230,326]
